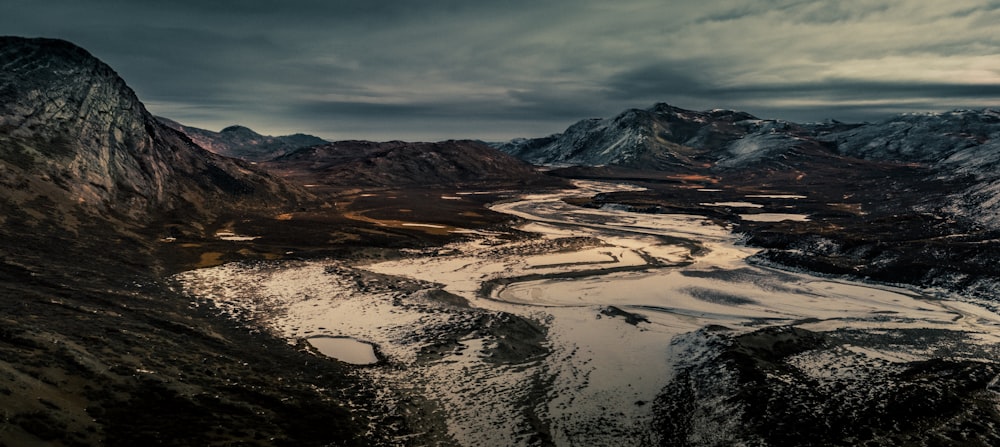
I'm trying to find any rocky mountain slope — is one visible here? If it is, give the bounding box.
[0,37,309,235]
[0,37,382,446]
[265,139,564,189]
[158,117,326,162]
[495,103,831,170]
[821,109,1000,230]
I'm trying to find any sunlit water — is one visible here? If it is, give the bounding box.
[307,336,378,365]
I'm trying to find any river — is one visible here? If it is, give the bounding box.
[175,180,1000,446]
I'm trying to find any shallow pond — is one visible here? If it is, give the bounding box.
[740,212,811,222]
[307,336,378,365]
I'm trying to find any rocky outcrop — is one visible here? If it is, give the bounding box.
[0,37,307,232]
[157,117,327,161]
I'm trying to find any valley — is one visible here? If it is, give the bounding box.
[4,36,1000,446]
[176,180,1000,446]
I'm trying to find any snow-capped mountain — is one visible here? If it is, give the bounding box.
[501,103,1000,229]
[497,104,745,168]
[496,103,832,170]
[823,109,1000,162]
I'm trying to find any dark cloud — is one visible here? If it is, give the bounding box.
[1,1,997,140]
[603,64,714,100]
[731,80,1000,102]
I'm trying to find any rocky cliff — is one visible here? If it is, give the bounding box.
[0,37,308,237]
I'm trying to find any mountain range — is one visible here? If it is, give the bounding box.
[264,139,562,189]
[497,102,1000,231]
[157,117,327,162]
[3,35,1000,446]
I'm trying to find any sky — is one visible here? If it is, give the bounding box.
[2,0,999,141]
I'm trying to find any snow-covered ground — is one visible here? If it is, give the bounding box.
[175,180,1000,446]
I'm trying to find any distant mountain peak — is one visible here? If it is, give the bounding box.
[220,124,259,135]
[495,102,778,170]
[158,119,327,161]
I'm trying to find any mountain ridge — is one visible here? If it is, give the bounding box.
[497,102,1000,168]
[157,117,327,162]
[264,138,564,189]
[494,102,826,170]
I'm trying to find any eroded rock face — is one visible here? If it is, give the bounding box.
[0,37,305,229]
[0,37,376,447]
[0,37,167,212]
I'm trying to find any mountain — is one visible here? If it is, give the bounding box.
[157,117,327,161]
[499,103,1000,232]
[823,109,1000,162]
[0,37,307,237]
[498,102,1000,179]
[821,109,1000,229]
[265,139,564,189]
[494,103,827,170]
[0,37,375,445]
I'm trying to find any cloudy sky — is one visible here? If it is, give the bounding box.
[3,0,999,141]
